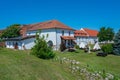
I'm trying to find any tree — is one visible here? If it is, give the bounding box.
[97,27,114,42]
[1,24,21,38]
[31,31,55,59]
[113,29,120,55]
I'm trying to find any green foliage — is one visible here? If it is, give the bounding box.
[98,27,114,42]
[75,45,79,49]
[0,48,120,79]
[1,24,21,38]
[31,31,55,59]
[101,44,113,54]
[113,29,120,55]
[0,38,3,42]
[0,48,76,80]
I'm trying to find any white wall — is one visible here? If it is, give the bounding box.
[27,29,74,50]
[6,28,74,50]
[75,36,98,45]
[41,29,56,46]
[5,41,22,49]
[22,38,35,50]
[56,29,74,50]
[27,29,57,50]
[6,41,14,49]
[26,30,36,36]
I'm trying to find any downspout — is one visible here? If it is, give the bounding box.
[55,28,57,50]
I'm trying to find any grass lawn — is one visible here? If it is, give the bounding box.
[56,50,120,78]
[0,48,120,80]
[0,48,76,80]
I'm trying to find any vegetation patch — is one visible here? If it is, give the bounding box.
[31,31,55,59]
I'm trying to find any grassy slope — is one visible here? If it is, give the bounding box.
[0,48,120,80]
[57,50,120,77]
[0,48,75,80]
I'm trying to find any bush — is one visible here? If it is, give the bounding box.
[101,44,113,54]
[96,52,107,57]
[0,42,5,48]
[75,45,79,49]
[31,31,55,59]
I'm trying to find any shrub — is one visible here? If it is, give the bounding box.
[101,44,113,54]
[96,52,107,57]
[0,42,5,48]
[75,45,79,49]
[31,31,55,59]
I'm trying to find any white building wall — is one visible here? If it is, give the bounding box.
[5,28,74,50]
[75,36,98,45]
[27,28,74,50]
[26,30,36,36]
[22,38,35,50]
[41,29,57,50]
[5,41,14,49]
[27,29,57,50]
[56,29,74,50]
[5,41,22,49]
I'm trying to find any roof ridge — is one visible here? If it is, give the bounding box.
[83,28,98,31]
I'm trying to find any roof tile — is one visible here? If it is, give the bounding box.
[20,20,74,37]
[74,28,98,37]
[83,28,98,37]
[61,36,76,40]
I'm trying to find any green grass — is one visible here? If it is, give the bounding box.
[0,48,76,80]
[56,50,120,78]
[0,48,120,80]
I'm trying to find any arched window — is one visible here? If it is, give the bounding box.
[47,40,53,47]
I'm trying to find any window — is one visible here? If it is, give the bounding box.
[62,30,64,36]
[28,33,30,36]
[47,40,53,47]
[69,31,71,36]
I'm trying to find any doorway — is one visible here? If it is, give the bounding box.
[14,42,18,49]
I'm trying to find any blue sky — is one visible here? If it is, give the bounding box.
[0,0,120,32]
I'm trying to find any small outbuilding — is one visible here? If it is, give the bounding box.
[93,42,101,50]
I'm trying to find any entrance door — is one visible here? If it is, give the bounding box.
[14,42,18,49]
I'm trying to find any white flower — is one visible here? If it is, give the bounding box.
[76,61,80,64]
[106,73,114,79]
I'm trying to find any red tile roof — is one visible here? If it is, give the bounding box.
[24,20,74,30]
[74,28,98,37]
[20,20,74,37]
[83,28,98,37]
[20,25,29,37]
[74,30,88,37]
[61,36,76,40]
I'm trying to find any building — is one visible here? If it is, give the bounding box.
[74,28,98,45]
[5,20,75,50]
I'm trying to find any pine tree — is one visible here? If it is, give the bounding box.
[113,29,120,55]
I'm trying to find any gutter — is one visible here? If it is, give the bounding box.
[55,28,57,50]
